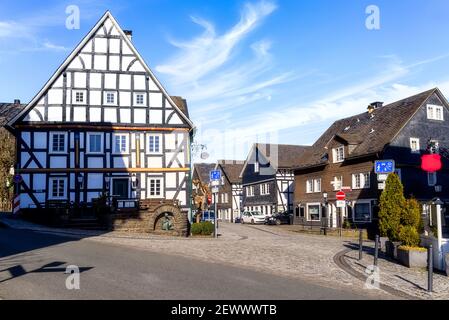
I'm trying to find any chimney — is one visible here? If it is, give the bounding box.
[14,99,20,106]
[367,101,383,113]
[124,30,133,42]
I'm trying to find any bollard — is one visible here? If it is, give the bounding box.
[428,244,433,293]
[359,229,363,261]
[374,235,379,266]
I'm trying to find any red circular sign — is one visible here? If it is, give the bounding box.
[421,154,442,173]
[336,191,346,201]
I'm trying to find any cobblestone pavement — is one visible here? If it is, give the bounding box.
[6,216,446,299]
[344,245,449,300]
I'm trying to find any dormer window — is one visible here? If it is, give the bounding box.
[427,104,444,121]
[254,162,259,173]
[333,146,345,163]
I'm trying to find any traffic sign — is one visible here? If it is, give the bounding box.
[375,160,395,174]
[336,200,346,208]
[377,174,389,182]
[210,170,221,181]
[336,191,346,201]
[211,186,219,194]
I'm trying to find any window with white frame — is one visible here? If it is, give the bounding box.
[306,180,314,193]
[87,133,103,154]
[352,173,371,189]
[333,176,343,191]
[50,132,67,153]
[246,186,255,197]
[104,91,117,105]
[49,178,67,199]
[354,202,371,223]
[314,179,321,193]
[73,90,85,104]
[148,135,161,153]
[427,104,444,121]
[307,204,321,221]
[260,183,270,195]
[113,134,129,154]
[134,93,145,106]
[221,193,229,203]
[410,138,420,154]
[428,172,437,186]
[149,178,162,197]
[254,162,259,173]
[333,146,345,163]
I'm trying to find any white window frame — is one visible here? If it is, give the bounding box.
[260,183,270,195]
[254,162,260,173]
[410,137,420,154]
[428,172,437,187]
[314,179,322,193]
[86,132,104,154]
[104,91,117,106]
[133,92,146,107]
[148,178,163,198]
[333,176,343,191]
[49,132,68,154]
[147,134,162,154]
[306,179,313,193]
[352,173,371,190]
[333,146,345,163]
[112,133,129,154]
[72,90,86,105]
[246,186,255,197]
[353,201,372,223]
[307,203,321,222]
[49,177,67,200]
[363,173,371,189]
[427,104,444,121]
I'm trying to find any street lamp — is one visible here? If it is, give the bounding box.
[77,174,84,188]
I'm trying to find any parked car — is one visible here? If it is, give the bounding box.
[241,211,266,225]
[266,212,292,225]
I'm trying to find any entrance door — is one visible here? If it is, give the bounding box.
[112,179,129,199]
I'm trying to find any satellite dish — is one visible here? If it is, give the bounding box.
[201,152,209,160]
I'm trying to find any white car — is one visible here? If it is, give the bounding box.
[240,211,266,225]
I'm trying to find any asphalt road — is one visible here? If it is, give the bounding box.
[0,227,377,300]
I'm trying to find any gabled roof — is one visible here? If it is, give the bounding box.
[296,88,444,169]
[0,102,26,126]
[193,163,216,184]
[8,11,193,128]
[240,143,310,177]
[170,96,189,119]
[216,160,245,184]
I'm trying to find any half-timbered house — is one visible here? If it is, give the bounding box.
[6,12,194,223]
[214,160,244,222]
[240,144,309,216]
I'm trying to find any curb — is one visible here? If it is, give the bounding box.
[334,248,420,300]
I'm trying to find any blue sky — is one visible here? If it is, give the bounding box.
[2,0,449,162]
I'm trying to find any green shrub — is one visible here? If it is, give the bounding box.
[379,174,405,241]
[398,225,420,247]
[201,221,214,236]
[343,219,352,229]
[191,223,202,235]
[402,198,421,229]
[398,246,427,252]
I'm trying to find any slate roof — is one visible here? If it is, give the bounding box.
[296,88,440,169]
[193,163,216,184]
[256,144,310,169]
[217,160,245,184]
[0,102,26,126]
[170,96,190,119]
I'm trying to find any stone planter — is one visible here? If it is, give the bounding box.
[385,240,401,259]
[397,247,427,268]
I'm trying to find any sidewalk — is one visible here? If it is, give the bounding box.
[341,243,449,300]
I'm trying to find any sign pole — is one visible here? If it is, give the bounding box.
[214,193,218,239]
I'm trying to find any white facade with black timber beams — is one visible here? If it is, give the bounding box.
[7,12,194,215]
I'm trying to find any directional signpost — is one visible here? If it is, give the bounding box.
[375,160,395,190]
[210,170,221,238]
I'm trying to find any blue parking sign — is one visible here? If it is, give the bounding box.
[210,170,221,181]
[375,160,395,174]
